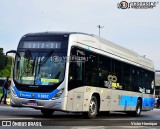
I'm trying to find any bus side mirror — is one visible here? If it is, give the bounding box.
[6,50,20,58]
[6,50,17,55]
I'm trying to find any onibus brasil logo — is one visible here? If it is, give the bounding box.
[118,1,129,9]
[117,1,159,9]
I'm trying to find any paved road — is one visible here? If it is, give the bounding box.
[0,105,160,129]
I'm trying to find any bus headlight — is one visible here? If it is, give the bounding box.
[52,88,64,100]
[11,87,17,97]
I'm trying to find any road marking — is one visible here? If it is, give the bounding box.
[0,118,34,120]
[0,106,38,111]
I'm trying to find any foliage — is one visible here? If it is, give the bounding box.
[0,50,5,70]
[0,49,13,78]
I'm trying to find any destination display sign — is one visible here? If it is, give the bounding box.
[23,41,61,49]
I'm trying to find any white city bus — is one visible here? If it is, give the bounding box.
[7,32,155,119]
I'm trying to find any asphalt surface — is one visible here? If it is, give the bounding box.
[0,105,160,129]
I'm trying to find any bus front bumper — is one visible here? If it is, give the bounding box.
[10,96,67,110]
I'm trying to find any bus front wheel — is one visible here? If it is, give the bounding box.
[83,96,98,119]
[41,109,54,116]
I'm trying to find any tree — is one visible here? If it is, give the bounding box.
[0,48,5,70]
[0,49,13,77]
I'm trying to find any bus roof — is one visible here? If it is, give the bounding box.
[74,33,154,71]
[23,32,91,37]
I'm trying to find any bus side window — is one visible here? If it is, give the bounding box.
[122,63,132,91]
[111,59,122,89]
[99,55,111,87]
[85,51,98,86]
[68,47,85,90]
[148,71,154,94]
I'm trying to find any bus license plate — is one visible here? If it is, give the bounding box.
[27,102,37,106]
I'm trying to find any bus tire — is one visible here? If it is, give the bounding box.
[41,109,54,116]
[132,100,142,116]
[83,96,98,119]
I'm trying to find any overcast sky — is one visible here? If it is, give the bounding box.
[0,0,160,70]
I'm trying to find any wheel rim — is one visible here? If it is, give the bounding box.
[89,99,97,115]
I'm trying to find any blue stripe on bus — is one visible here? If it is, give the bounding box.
[119,95,154,107]
[142,98,154,107]
[13,86,59,100]
[119,96,138,106]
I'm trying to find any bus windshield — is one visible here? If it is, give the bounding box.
[14,50,66,86]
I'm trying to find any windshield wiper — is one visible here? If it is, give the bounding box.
[36,50,54,79]
[39,50,54,66]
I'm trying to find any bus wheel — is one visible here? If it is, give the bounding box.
[83,96,98,119]
[41,109,54,116]
[132,100,142,116]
